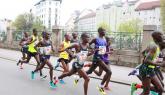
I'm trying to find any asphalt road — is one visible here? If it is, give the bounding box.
[0,58,131,95]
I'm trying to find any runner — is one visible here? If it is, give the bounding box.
[86,27,112,95]
[17,29,43,76]
[17,32,29,69]
[139,43,164,95]
[55,32,79,69]
[31,32,57,88]
[94,36,113,90]
[71,32,79,43]
[130,32,165,95]
[57,33,91,95]
[57,33,71,74]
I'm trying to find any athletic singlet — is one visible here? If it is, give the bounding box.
[39,40,52,55]
[94,37,107,56]
[59,41,70,59]
[28,35,39,53]
[70,39,79,53]
[75,43,88,65]
[147,46,160,69]
[22,37,29,48]
[103,46,112,63]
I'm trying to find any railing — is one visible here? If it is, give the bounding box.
[63,31,143,51]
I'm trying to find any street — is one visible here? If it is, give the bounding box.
[0,58,130,95]
[0,48,165,95]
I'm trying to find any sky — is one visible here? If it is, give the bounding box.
[0,0,157,25]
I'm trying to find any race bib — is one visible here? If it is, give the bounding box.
[98,46,106,55]
[44,46,52,55]
[39,47,45,54]
[77,51,88,65]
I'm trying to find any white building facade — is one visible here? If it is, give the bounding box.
[96,0,161,32]
[34,0,62,31]
[75,12,96,32]
[135,0,161,31]
[96,0,139,32]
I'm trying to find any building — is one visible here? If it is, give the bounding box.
[74,9,96,31]
[0,19,12,41]
[96,0,139,32]
[64,11,80,32]
[0,19,12,33]
[74,12,96,32]
[34,0,62,31]
[135,0,161,31]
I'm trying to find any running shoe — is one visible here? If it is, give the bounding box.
[74,79,79,86]
[31,71,35,80]
[17,60,21,66]
[54,79,58,85]
[49,81,57,89]
[97,86,106,95]
[59,79,65,84]
[131,83,137,95]
[128,69,138,76]
[150,91,158,95]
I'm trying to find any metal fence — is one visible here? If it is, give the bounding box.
[63,31,143,51]
[0,31,7,42]
[0,30,142,51]
[110,32,143,51]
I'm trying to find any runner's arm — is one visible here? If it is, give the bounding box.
[144,52,160,66]
[50,41,55,52]
[89,38,96,47]
[26,37,36,45]
[34,41,42,48]
[19,39,24,46]
[106,47,113,54]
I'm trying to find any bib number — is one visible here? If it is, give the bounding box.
[44,46,52,55]
[98,46,106,55]
[77,51,88,65]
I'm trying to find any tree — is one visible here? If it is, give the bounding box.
[161,0,165,32]
[97,22,111,33]
[33,17,45,31]
[118,19,142,33]
[13,13,44,32]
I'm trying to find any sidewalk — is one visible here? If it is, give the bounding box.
[0,48,165,85]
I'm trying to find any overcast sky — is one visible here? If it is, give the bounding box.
[0,0,157,25]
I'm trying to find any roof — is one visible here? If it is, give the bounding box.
[135,0,160,11]
[78,12,96,21]
[35,0,62,6]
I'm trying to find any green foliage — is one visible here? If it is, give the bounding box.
[97,22,111,33]
[32,17,45,31]
[13,13,45,32]
[161,0,165,32]
[118,19,142,33]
